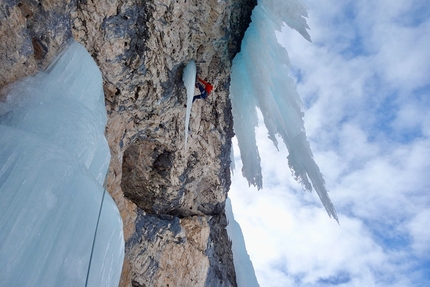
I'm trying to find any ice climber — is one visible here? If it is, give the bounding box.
[193,77,213,103]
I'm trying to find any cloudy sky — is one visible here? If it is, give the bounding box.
[229,0,430,286]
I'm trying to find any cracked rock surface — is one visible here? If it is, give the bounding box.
[0,0,256,286]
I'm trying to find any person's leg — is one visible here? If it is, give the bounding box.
[193,82,207,103]
[197,83,205,93]
[193,95,201,102]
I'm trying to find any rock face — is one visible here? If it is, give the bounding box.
[0,0,75,89]
[0,0,256,286]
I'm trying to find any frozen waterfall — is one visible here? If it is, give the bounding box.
[0,40,124,286]
[230,0,338,222]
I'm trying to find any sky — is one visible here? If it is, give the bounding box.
[229,0,430,286]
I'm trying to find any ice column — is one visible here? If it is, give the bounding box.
[182,60,196,149]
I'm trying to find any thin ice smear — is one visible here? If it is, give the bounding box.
[182,60,196,149]
[230,0,338,222]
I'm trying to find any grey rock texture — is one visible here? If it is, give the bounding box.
[0,0,75,89]
[0,0,256,286]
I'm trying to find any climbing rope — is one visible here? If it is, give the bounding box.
[84,187,107,287]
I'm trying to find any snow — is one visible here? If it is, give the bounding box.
[182,60,196,149]
[0,40,124,286]
[230,0,338,222]
[226,198,260,287]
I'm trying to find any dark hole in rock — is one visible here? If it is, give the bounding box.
[31,38,46,60]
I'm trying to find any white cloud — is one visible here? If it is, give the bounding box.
[230,0,430,286]
[230,123,426,286]
[408,209,430,257]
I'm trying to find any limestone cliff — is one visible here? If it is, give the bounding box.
[0,0,255,286]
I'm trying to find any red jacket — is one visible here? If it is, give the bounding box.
[198,77,213,93]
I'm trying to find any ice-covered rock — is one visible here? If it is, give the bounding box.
[0,0,257,285]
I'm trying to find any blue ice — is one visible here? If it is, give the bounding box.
[0,40,124,286]
[230,0,338,222]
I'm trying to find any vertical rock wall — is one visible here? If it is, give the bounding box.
[0,0,256,286]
